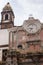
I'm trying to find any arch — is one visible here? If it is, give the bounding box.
[5,14,8,20]
[18,45,23,49]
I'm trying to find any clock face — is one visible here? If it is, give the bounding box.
[27,24,37,33]
[23,23,41,34]
[23,18,41,34]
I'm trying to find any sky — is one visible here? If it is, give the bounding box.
[0,0,43,26]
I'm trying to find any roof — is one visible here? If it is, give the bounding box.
[3,2,13,12]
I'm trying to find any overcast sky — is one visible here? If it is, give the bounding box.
[0,0,43,26]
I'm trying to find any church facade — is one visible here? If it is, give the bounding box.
[0,2,43,65]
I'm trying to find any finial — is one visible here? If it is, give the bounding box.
[29,14,34,19]
[7,2,10,5]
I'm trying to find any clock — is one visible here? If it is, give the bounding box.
[23,20,41,34]
[27,24,37,33]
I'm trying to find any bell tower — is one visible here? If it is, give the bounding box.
[1,2,15,29]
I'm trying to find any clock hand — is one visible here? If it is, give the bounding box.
[29,28,33,30]
[29,28,33,31]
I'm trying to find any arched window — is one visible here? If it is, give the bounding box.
[5,14,8,20]
[18,45,22,49]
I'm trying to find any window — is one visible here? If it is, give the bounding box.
[5,14,8,20]
[18,45,23,49]
[2,49,8,61]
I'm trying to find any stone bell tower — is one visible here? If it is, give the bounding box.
[1,2,15,29]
